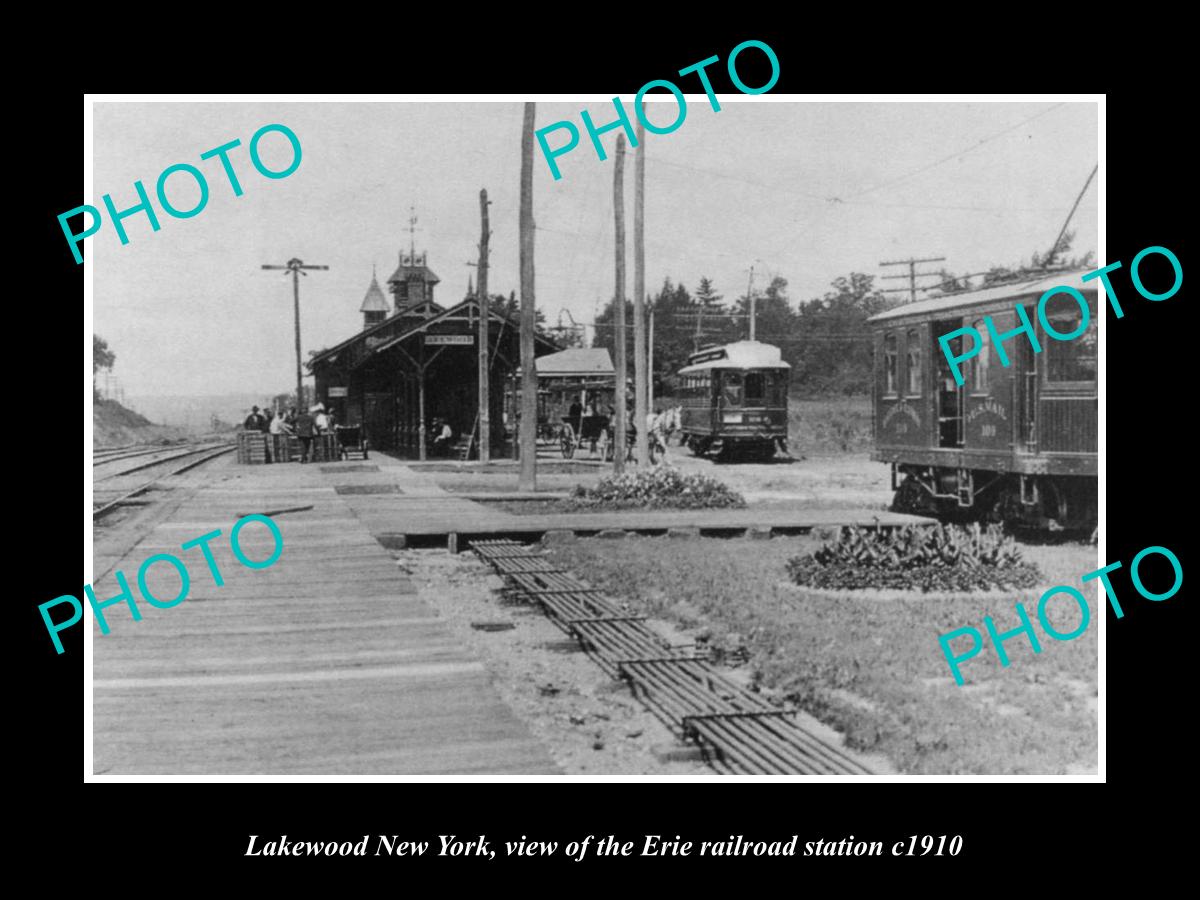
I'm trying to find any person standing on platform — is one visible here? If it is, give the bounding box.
[243,405,266,432]
[295,408,316,463]
[314,404,330,434]
[270,412,293,436]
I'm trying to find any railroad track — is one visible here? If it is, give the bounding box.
[92,444,234,519]
[471,539,875,776]
[94,442,230,482]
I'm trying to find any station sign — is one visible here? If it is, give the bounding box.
[425,334,474,346]
[327,386,348,398]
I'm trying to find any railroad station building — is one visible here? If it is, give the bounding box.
[307,247,559,458]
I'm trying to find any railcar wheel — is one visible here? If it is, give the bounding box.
[892,476,933,515]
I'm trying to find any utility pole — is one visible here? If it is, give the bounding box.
[613,134,628,475]
[879,256,946,303]
[746,264,756,341]
[518,103,538,491]
[261,257,328,409]
[477,188,491,463]
[648,308,655,412]
[633,121,648,467]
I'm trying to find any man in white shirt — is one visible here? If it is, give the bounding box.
[313,405,330,433]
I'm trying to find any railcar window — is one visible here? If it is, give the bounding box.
[884,334,898,395]
[745,372,766,405]
[905,330,921,396]
[722,371,743,407]
[970,319,990,393]
[1046,310,1097,382]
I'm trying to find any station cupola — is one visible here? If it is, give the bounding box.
[387,249,440,313]
[360,267,390,328]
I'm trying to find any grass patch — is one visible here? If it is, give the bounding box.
[790,396,872,456]
[543,534,1097,774]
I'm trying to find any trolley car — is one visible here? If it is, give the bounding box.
[867,270,1097,530]
[677,340,791,461]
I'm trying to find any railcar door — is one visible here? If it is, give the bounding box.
[1018,337,1038,452]
[933,319,965,448]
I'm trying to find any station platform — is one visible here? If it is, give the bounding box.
[91,455,560,776]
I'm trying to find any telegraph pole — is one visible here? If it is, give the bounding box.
[613,134,628,475]
[518,103,537,491]
[261,258,328,408]
[648,308,655,412]
[633,121,648,467]
[879,256,946,303]
[477,188,491,463]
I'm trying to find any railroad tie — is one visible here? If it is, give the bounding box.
[466,538,873,776]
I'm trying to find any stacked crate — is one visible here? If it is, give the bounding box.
[271,433,301,463]
[237,432,269,464]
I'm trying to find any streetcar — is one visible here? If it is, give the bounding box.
[677,340,791,461]
[867,270,1097,530]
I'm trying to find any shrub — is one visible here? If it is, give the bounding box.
[786,523,1041,592]
[568,465,746,510]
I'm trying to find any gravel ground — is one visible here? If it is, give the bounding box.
[396,548,715,776]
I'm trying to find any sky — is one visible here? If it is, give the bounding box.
[91,99,1098,399]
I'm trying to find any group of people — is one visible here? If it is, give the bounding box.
[242,403,336,464]
[565,398,673,461]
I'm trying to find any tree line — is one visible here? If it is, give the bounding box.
[592,272,897,397]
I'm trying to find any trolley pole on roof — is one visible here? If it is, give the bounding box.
[633,121,649,468]
[612,134,628,475]
[746,264,756,342]
[261,258,328,409]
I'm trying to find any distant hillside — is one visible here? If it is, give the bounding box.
[125,393,272,432]
[93,398,188,449]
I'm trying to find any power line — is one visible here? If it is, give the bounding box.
[844,103,1067,200]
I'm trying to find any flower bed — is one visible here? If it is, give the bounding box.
[786,523,1041,592]
[567,466,746,511]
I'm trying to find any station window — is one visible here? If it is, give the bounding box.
[884,333,898,395]
[905,330,921,396]
[970,318,990,393]
[1046,309,1097,383]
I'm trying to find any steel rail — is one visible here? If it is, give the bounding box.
[92,445,234,519]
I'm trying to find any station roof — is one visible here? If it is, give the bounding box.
[535,348,614,378]
[678,340,790,374]
[308,296,560,371]
[868,270,1096,323]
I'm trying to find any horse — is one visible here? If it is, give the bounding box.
[656,405,683,446]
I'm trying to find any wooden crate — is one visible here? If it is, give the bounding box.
[271,434,301,463]
[237,432,269,464]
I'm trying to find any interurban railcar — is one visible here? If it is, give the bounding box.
[677,340,791,461]
[867,270,1097,529]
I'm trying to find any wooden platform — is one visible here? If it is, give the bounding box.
[314,455,934,544]
[91,459,559,776]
